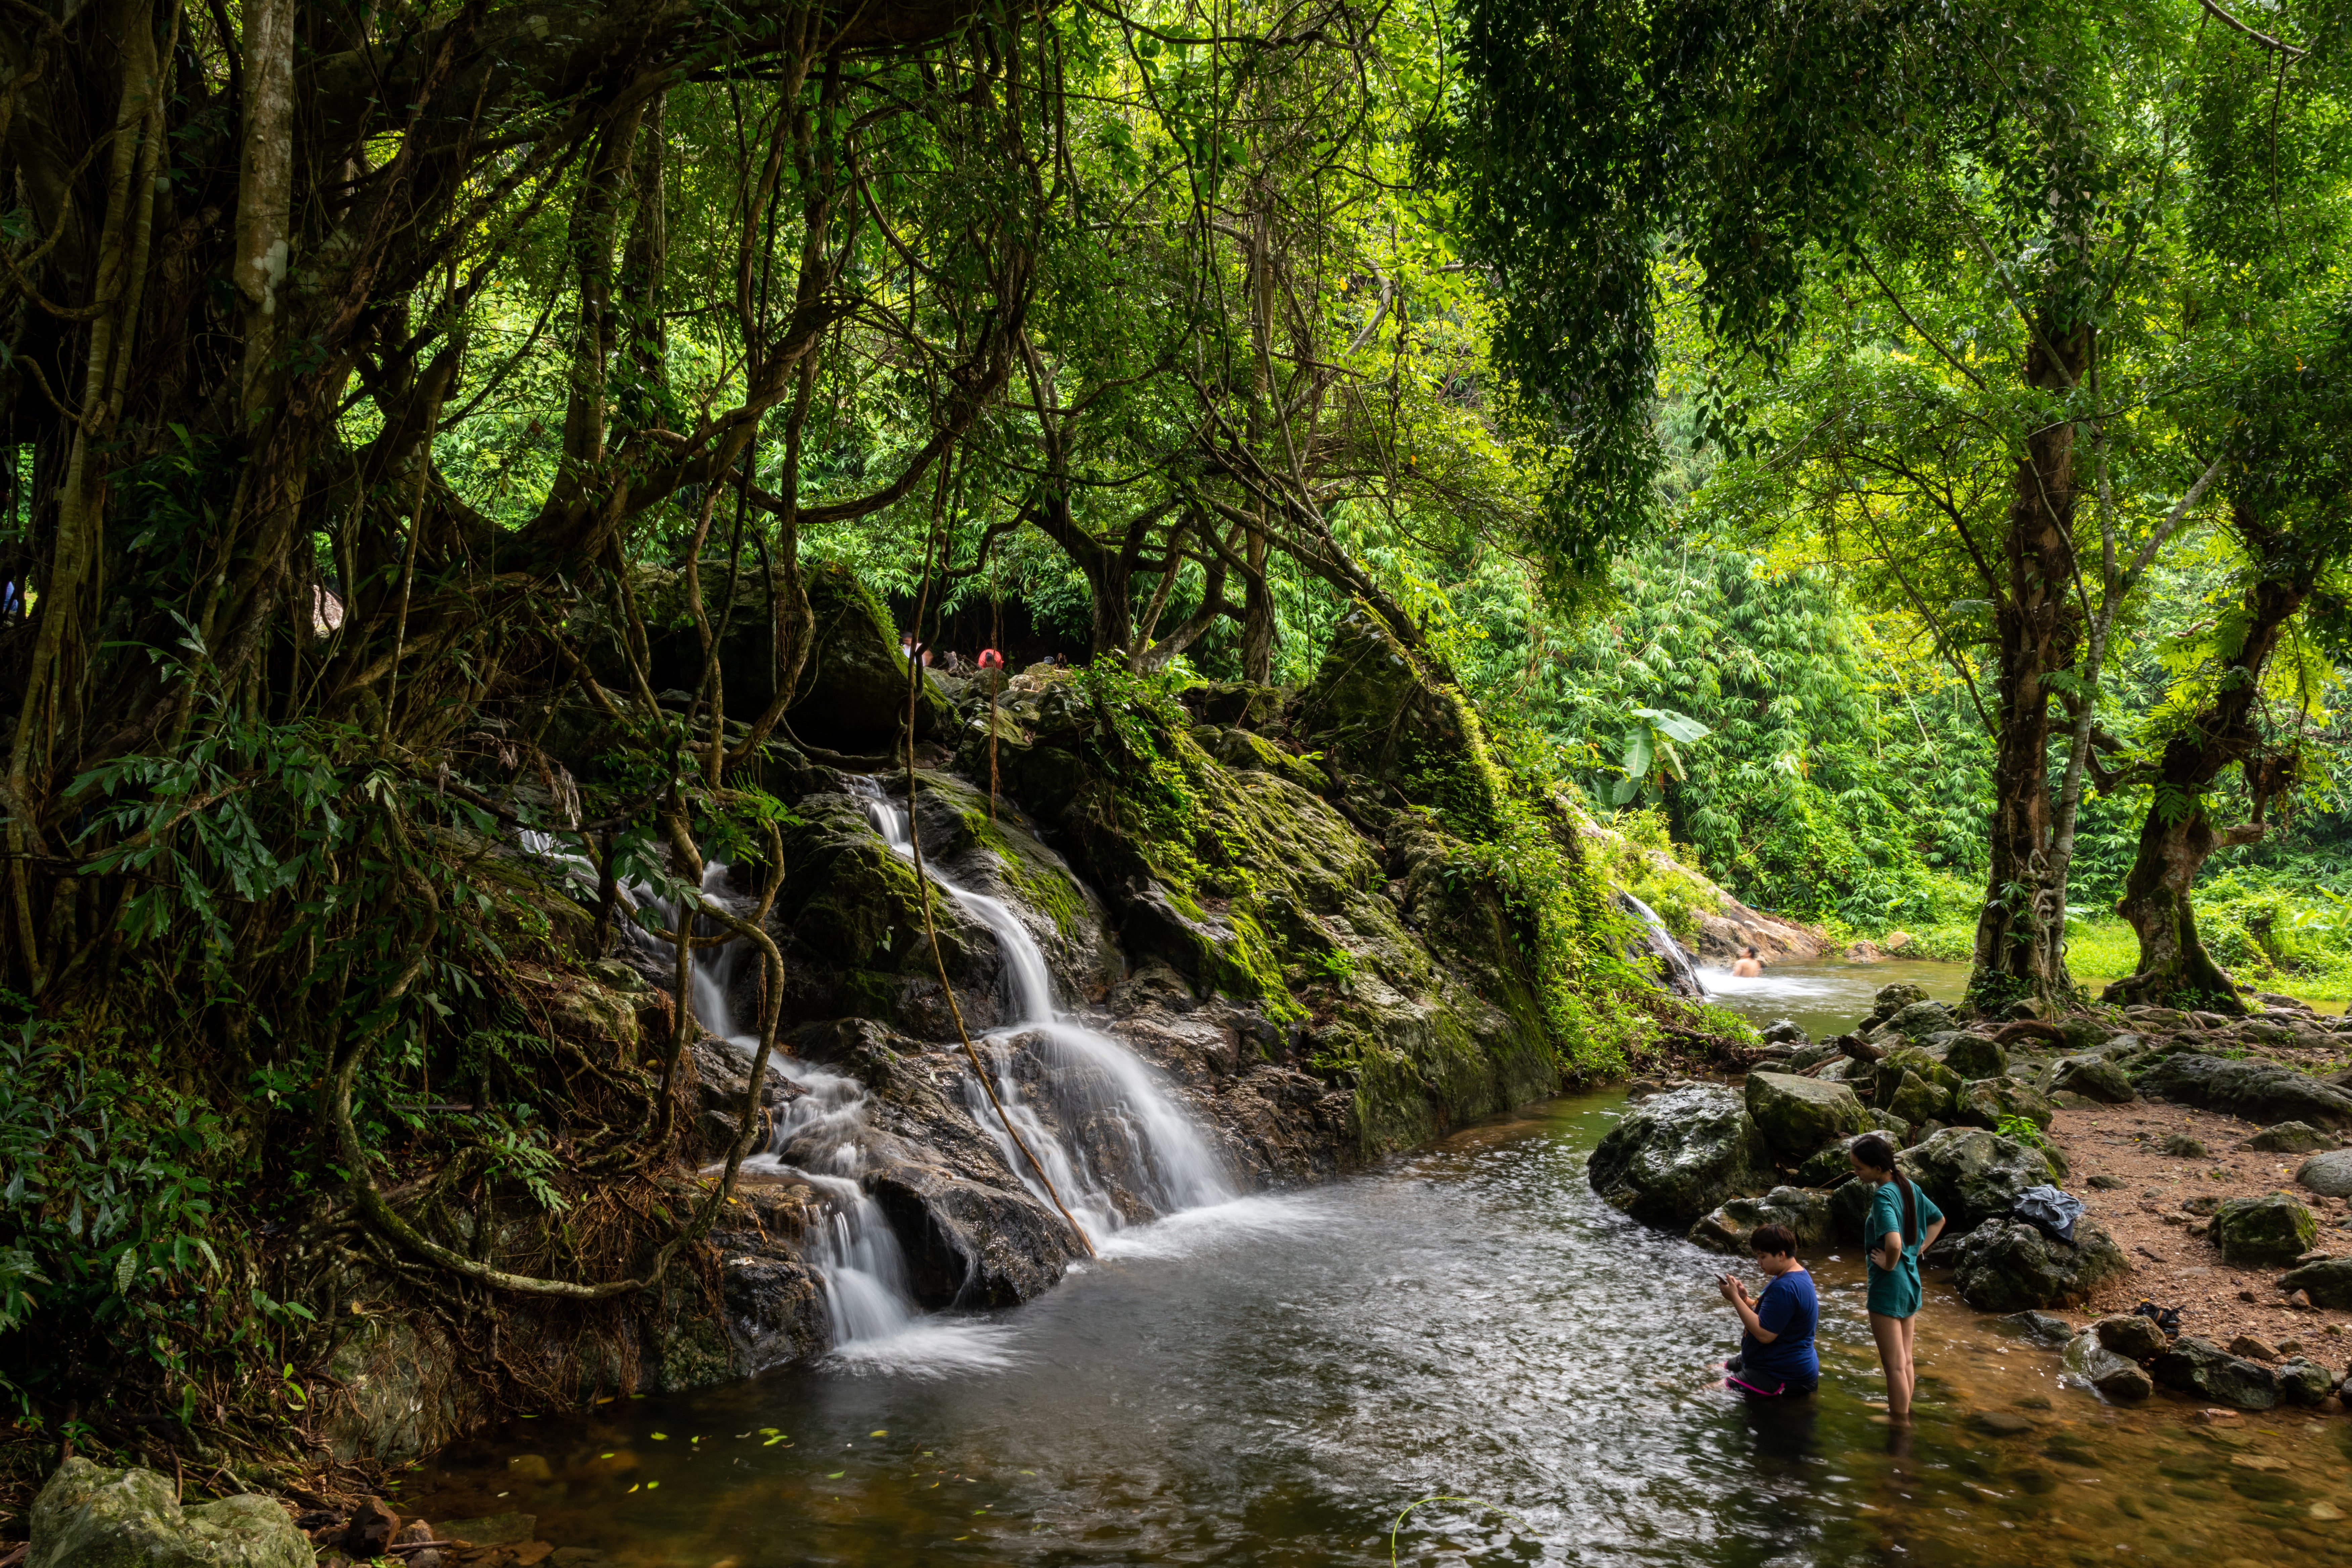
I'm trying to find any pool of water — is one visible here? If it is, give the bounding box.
[1696,958,1966,1041]
[402,1093,2350,1567]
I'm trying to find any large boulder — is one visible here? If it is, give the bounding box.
[2046,1055,2137,1104]
[1941,1035,2008,1079]
[1588,1085,1774,1227]
[2150,1337,2282,1410]
[1898,1126,2061,1228]
[2274,1256,2352,1307]
[2136,1054,2352,1128]
[1688,1185,1837,1255]
[1953,1077,2056,1133]
[1744,1072,1867,1162]
[2208,1192,2318,1265]
[2297,1149,2352,1198]
[1866,982,1929,1024]
[1951,1218,2131,1312]
[2063,1331,2153,1402]
[29,1459,312,1568]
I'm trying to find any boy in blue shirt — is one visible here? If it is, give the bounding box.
[1718,1222,1819,1398]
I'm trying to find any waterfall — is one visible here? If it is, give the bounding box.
[1616,890,1707,998]
[848,777,1233,1241]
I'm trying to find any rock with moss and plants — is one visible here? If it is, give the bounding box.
[2150,1338,2283,1410]
[1872,1049,1961,1118]
[1952,1077,2056,1133]
[29,1459,312,1568]
[2207,1193,2318,1266]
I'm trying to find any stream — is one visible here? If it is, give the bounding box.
[402,1088,2349,1566]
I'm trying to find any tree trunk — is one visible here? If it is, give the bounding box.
[2102,564,2307,1009]
[1966,322,2089,1011]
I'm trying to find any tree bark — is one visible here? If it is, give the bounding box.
[2103,564,2308,1009]
[1967,321,2089,1010]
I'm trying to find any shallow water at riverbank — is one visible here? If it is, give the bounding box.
[401,1093,2351,1567]
[1697,958,1965,1040]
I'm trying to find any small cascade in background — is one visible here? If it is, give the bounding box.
[1615,890,1707,998]
[849,777,1233,1244]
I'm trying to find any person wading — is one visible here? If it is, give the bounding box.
[1850,1133,1943,1423]
[1717,1222,1818,1400]
[1731,945,1763,978]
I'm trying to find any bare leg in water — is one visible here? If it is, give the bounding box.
[1868,1312,1917,1421]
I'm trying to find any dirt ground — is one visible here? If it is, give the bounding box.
[2028,1097,2352,1355]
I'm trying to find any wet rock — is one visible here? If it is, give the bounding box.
[1942,1035,2008,1080]
[2276,1356,2338,1405]
[2136,1053,2352,1129]
[1951,1218,2130,1312]
[2275,1256,2352,1307]
[1688,1185,1836,1255]
[2150,1337,2282,1410]
[29,1459,312,1568]
[345,1498,401,1557]
[792,562,955,747]
[2046,1056,2136,1105]
[1794,1134,1867,1188]
[863,1134,1080,1307]
[2161,1134,2207,1158]
[1898,1126,2062,1228]
[1862,1107,1911,1139]
[1744,1072,1867,1162]
[2243,1121,2332,1154]
[1587,1085,1774,1226]
[2095,1313,2171,1360]
[1994,1310,2076,1345]
[1761,1019,1807,1045]
[1953,1077,2056,1133]
[2209,1193,2318,1266]
[1968,1410,2035,1435]
[2064,1331,2154,1402]
[714,1241,827,1374]
[2297,1149,2352,1198]
[1829,1177,1877,1245]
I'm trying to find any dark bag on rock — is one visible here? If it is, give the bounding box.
[2009,1184,2083,1246]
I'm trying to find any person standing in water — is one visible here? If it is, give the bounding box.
[1731,945,1763,978]
[1850,1134,1944,1422]
[1717,1223,1818,1399]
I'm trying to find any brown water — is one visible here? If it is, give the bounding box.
[400,1092,2352,1566]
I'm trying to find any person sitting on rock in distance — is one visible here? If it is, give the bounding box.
[1731,945,1764,978]
[1718,1222,1819,1399]
[1850,1133,1944,1424]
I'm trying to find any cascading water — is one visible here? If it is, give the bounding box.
[1616,889,1707,998]
[848,777,1232,1243]
[521,827,931,1353]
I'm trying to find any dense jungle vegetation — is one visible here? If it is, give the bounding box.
[1,0,2349,1493]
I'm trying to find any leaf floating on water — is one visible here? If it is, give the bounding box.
[827,1471,846,1479]
[870,1429,888,1437]
[651,1432,669,1441]
[646,1481,660,1490]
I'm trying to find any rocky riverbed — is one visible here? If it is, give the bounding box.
[1596,979,2352,1417]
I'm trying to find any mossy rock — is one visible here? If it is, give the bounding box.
[1953,1077,2056,1133]
[1885,1070,1950,1127]
[1688,1185,1836,1255]
[30,1460,311,1568]
[1745,1071,1867,1162]
[1588,1085,1774,1226]
[1941,1034,2008,1079]
[2208,1192,2317,1266]
[1873,1048,1960,1115]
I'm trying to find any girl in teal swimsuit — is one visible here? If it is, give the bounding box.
[1849,1133,1944,1423]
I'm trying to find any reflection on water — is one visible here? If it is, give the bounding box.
[405,1093,2350,1566]
[1699,958,1966,1041]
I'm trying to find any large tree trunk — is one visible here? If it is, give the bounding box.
[2102,564,2307,1009]
[1967,322,2089,1011]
